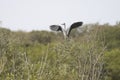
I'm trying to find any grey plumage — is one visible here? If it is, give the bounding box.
[49,21,83,38]
[50,25,62,32]
[67,22,83,37]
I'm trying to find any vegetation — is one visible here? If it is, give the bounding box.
[0,23,120,80]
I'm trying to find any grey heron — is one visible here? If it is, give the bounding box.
[49,21,83,39]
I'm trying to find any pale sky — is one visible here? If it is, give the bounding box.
[0,0,120,31]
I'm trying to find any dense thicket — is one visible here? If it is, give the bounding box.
[0,23,120,80]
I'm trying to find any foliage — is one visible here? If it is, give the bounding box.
[104,49,120,80]
[0,22,120,80]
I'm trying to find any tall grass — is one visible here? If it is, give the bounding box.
[0,27,106,80]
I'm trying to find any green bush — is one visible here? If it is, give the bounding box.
[105,49,120,80]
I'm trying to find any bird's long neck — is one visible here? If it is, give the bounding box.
[64,23,66,30]
[61,23,68,39]
[63,23,70,38]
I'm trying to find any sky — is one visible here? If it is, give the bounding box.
[0,0,120,31]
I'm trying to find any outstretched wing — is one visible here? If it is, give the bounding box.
[49,25,62,32]
[67,22,83,37]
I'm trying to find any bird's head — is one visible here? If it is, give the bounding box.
[61,23,66,26]
[61,23,66,30]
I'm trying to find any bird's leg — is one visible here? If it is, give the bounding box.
[62,29,67,39]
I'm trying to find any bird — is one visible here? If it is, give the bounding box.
[49,21,83,39]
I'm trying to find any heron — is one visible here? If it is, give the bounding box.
[49,21,83,39]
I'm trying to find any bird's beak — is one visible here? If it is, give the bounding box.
[61,23,65,25]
